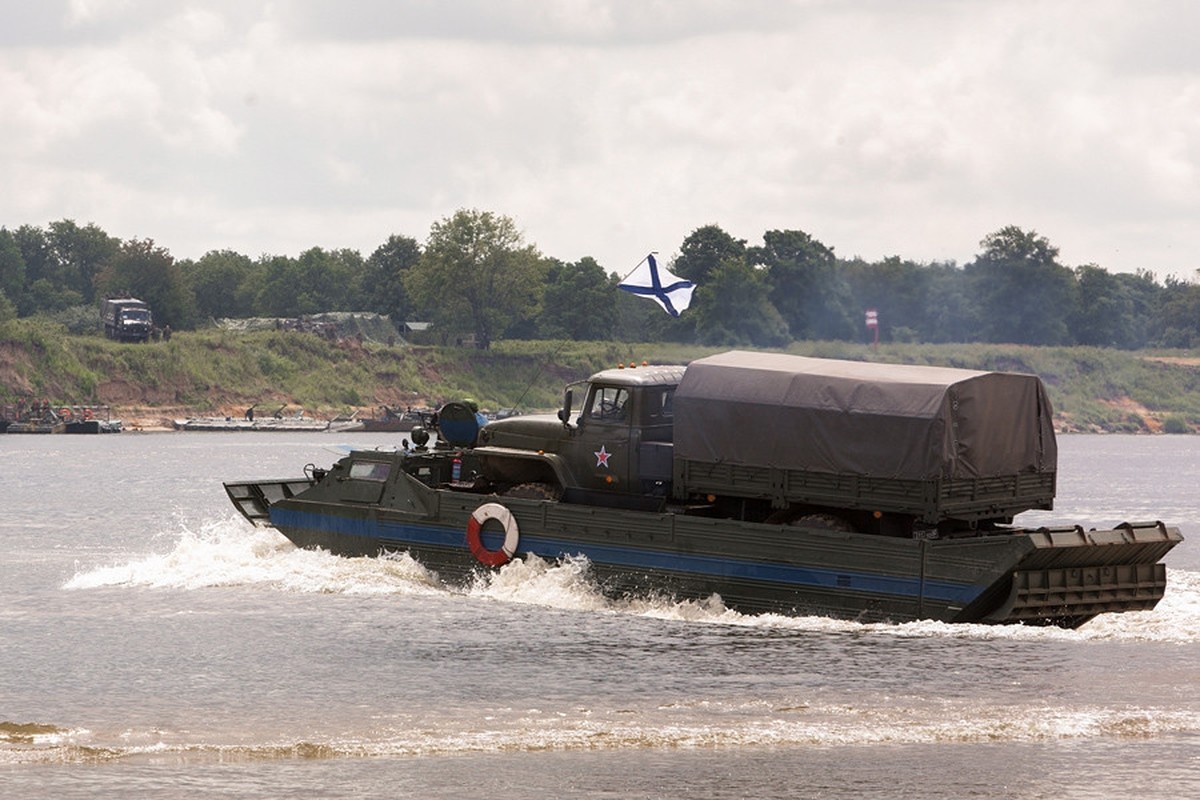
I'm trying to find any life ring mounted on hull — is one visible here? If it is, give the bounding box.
[466,503,519,567]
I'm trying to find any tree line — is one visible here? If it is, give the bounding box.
[1,211,1198,349]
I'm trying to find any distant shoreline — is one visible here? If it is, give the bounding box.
[3,326,1198,434]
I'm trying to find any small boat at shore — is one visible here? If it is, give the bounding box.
[3,403,120,434]
[358,406,434,432]
[64,405,122,433]
[174,417,330,432]
[7,418,66,434]
[174,405,329,432]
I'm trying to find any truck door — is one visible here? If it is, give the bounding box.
[576,384,632,492]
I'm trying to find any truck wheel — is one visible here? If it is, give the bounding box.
[791,513,855,532]
[503,482,562,501]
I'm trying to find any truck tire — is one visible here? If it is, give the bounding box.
[503,482,562,501]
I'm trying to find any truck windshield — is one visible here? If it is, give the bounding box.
[122,310,150,321]
[586,386,629,422]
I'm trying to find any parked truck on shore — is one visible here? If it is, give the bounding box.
[101,297,153,342]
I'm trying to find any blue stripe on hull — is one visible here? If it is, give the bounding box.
[270,506,985,607]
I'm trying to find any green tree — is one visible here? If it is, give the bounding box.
[613,281,668,342]
[691,256,789,347]
[966,226,1076,345]
[540,257,616,340]
[254,247,366,317]
[751,228,854,340]
[12,225,53,315]
[0,227,24,307]
[1156,274,1200,348]
[6,221,118,315]
[255,255,302,316]
[648,226,750,344]
[23,278,83,314]
[0,289,15,324]
[842,257,985,344]
[405,209,544,349]
[1113,270,1164,349]
[298,247,366,310]
[96,238,192,328]
[183,250,258,322]
[673,224,747,284]
[46,219,119,305]
[1071,264,1137,348]
[922,262,982,343]
[843,256,933,343]
[364,234,421,320]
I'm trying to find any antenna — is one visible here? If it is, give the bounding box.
[508,339,570,413]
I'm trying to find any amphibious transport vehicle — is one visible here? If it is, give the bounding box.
[226,351,1182,627]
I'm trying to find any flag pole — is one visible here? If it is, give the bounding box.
[617,252,656,284]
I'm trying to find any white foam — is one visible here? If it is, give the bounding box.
[471,556,1200,644]
[363,700,1200,754]
[12,703,1199,764]
[63,515,443,597]
[467,554,611,612]
[1075,567,1200,643]
[64,518,1200,643]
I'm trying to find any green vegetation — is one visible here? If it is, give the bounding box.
[4,214,1200,355]
[3,213,1198,431]
[2,319,1198,433]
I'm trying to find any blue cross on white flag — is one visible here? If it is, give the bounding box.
[617,253,696,317]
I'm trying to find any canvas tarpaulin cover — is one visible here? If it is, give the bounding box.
[674,351,1057,481]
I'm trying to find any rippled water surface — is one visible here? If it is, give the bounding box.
[2,433,1198,798]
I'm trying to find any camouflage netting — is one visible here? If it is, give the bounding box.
[216,312,403,343]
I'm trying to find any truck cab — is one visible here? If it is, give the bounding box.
[473,364,684,506]
[101,297,154,342]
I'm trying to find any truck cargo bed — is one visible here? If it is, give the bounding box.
[674,457,1056,523]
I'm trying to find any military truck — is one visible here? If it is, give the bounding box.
[474,350,1057,537]
[226,350,1179,626]
[101,297,154,342]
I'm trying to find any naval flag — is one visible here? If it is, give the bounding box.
[617,253,696,317]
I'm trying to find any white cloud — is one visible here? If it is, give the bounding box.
[0,0,1198,278]
[66,0,135,26]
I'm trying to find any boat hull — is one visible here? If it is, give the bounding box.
[6,421,66,434]
[226,454,1180,627]
[174,417,329,432]
[65,419,122,433]
[359,419,421,432]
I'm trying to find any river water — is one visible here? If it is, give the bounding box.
[1,432,1198,799]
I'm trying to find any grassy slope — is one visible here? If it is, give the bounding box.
[2,321,1199,432]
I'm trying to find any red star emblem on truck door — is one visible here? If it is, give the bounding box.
[594,445,611,468]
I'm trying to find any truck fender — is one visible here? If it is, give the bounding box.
[473,446,575,490]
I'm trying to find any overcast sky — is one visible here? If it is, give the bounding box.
[1,0,1197,280]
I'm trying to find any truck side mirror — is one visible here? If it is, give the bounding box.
[558,388,574,426]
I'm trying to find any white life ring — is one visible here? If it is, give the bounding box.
[466,503,519,566]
